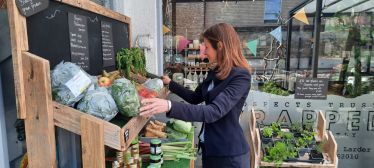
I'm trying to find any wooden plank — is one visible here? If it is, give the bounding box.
[53,102,122,150]
[248,122,256,168]
[22,52,57,168]
[58,0,130,24]
[325,131,337,165]
[81,115,105,168]
[121,116,149,151]
[254,129,261,168]
[318,110,327,141]
[7,0,29,119]
[189,134,195,168]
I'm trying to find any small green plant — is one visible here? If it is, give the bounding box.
[264,141,297,167]
[263,126,273,138]
[291,122,302,132]
[303,120,316,131]
[315,140,328,154]
[278,131,284,138]
[285,133,294,140]
[301,130,316,142]
[271,122,281,132]
[296,137,308,148]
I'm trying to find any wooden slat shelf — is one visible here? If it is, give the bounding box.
[248,109,337,168]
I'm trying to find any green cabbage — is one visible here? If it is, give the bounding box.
[164,121,188,142]
[171,119,192,134]
[108,78,141,117]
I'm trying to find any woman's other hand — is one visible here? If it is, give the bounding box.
[161,75,171,85]
[139,98,169,116]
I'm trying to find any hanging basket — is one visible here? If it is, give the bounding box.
[0,0,7,9]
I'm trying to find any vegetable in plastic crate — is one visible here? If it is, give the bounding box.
[108,78,141,117]
[51,61,94,106]
[77,87,119,121]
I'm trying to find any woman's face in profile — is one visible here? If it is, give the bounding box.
[204,38,217,64]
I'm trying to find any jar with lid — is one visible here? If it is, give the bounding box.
[131,148,139,156]
[150,139,162,155]
[131,135,140,151]
[147,165,159,168]
[128,163,139,168]
[150,155,162,167]
[126,157,134,166]
[133,153,142,168]
[124,147,132,165]
[112,161,120,168]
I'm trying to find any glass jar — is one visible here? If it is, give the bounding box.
[150,155,162,167]
[150,139,162,155]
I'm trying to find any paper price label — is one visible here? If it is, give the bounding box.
[65,70,91,97]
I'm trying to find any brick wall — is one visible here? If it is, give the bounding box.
[175,0,313,58]
[176,3,205,40]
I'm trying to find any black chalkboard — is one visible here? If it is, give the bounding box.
[15,0,49,17]
[295,78,328,100]
[68,12,90,70]
[26,0,130,75]
[101,21,115,67]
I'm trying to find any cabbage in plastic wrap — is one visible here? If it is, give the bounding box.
[142,78,163,92]
[108,78,141,117]
[51,61,93,106]
[77,87,118,121]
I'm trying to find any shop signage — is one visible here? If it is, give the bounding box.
[68,13,90,70]
[247,91,374,168]
[15,0,49,17]
[295,78,328,100]
[101,21,115,67]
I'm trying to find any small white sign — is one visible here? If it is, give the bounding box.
[65,70,91,97]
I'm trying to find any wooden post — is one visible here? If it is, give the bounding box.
[318,110,327,141]
[81,115,105,168]
[22,52,57,168]
[7,0,29,119]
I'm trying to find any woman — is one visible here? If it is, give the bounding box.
[139,23,252,167]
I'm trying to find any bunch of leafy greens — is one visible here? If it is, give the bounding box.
[262,82,290,96]
[171,119,192,134]
[263,126,273,138]
[264,141,297,167]
[108,78,141,117]
[116,47,147,78]
[164,121,188,142]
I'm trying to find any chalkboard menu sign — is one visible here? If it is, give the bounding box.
[68,12,90,70]
[101,21,115,67]
[295,78,328,100]
[15,0,49,17]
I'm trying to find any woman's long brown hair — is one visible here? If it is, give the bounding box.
[202,23,251,80]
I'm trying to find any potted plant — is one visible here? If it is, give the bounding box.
[303,120,315,132]
[284,139,300,162]
[291,122,303,137]
[261,126,274,143]
[264,141,298,167]
[301,130,317,146]
[281,132,294,141]
[271,122,281,136]
[309,140,327,163]
[295,137,309,156]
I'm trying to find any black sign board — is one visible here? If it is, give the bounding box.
[68,12,90,70]
[101,21,115,67]
[15,0,49,17]
[295,77,328,100]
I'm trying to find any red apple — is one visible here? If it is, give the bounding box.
[98,77,111,88]
[138,91,147,97]
[140,89,149,95]
[145,94,154,98]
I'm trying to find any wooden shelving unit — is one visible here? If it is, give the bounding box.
[248,109,338,168]
[6,0,163,167]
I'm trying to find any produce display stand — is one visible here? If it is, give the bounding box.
[248,109,338,168]
[6,0,153,167]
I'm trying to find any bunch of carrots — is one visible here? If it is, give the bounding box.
[144,120,167,138]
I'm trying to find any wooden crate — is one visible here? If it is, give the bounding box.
[248,109,338,168]
[6,0,153,167]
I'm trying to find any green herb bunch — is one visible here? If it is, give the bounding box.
[301,130,316,142]
[263,126,273,138]
[315,140,327,154]
[264,141,298,167]
[303,120,316,131]
[116,47,147,78]
[291,122,302,132]
[271,122,281,132]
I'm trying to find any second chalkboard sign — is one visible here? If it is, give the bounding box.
[68,12,90,70]
[101,21,115,67]
[15,0,49,17]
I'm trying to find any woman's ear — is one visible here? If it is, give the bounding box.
[217,41,223,51]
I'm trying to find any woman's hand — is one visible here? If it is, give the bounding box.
[139,98,169,116]
[161,75,171,85]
